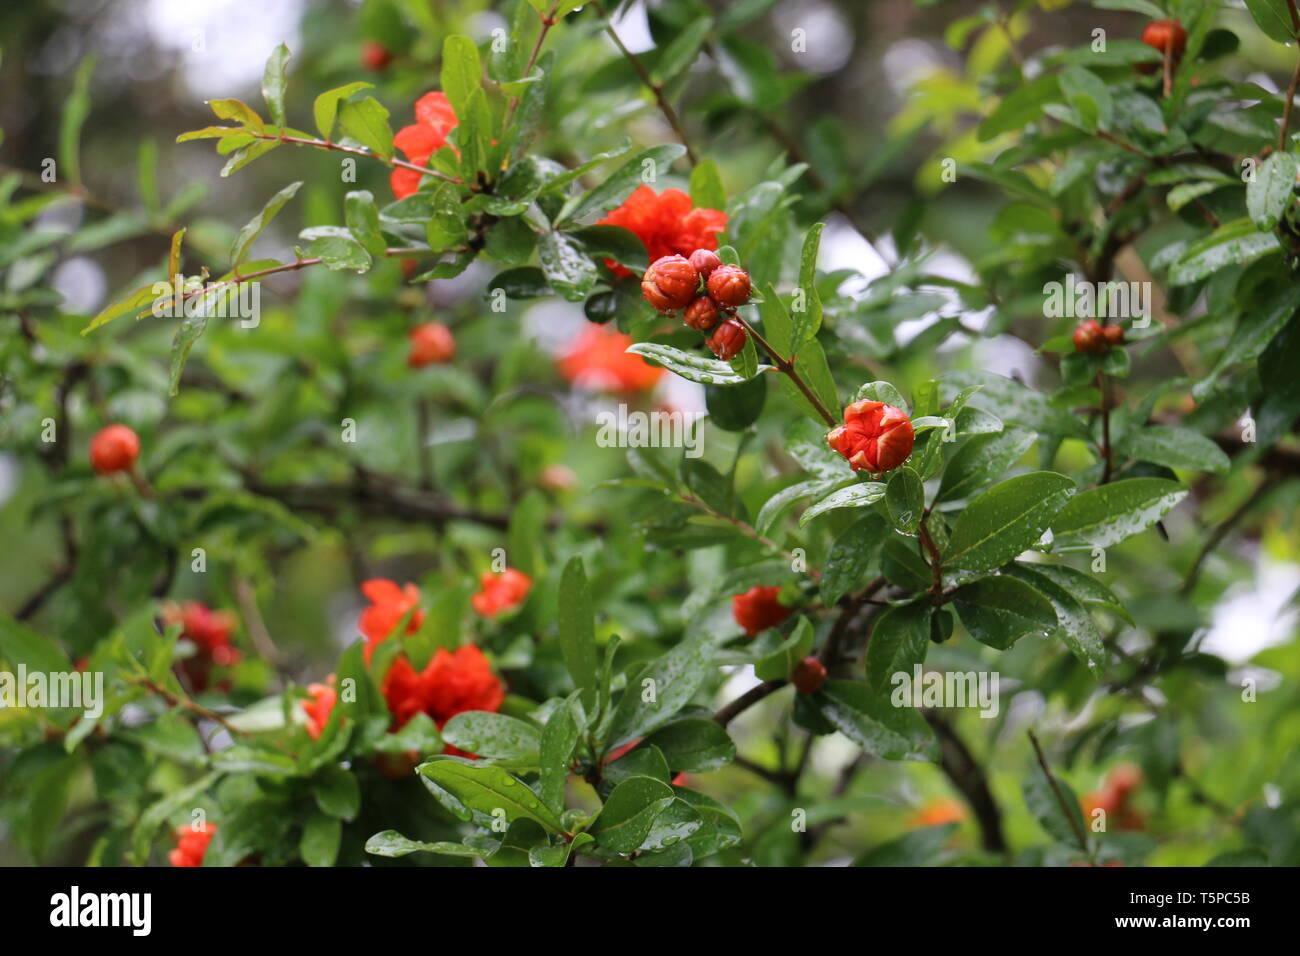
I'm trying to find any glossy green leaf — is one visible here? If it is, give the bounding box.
[944,473,1076,570]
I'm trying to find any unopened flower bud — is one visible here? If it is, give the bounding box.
[706,264,751,307]
[90,424,141,475]
[688,248,723,277]
[792,656,827,694]
[827,399,915,474]
[683,296,721,331]
[408,322,456,367]
[707,318,747,361]
[1072,319,1107,354]
[1102,324,1125,346]
[641,254,700,312]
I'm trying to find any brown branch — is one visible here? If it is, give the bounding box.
[924,711,1007,854]
[714,679,787,727]
[731,314,838,427]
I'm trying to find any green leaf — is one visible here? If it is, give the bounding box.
[558,556,599,705]
[1169,219,1281,286]
[305,233,372,272]
[865,601,930,692]
[337,97,394,161]
[1059,66,1113,132]
[644,719,737,773]
[820,514,888,607]
[1051,478,1187,550]
[755,478,840,536]
[978,73,1061,141]
[343,190,387,258]
[538,230,598,301]
[58,57,95,187]
[754,616,815,682]
[417,757,562,832]
[855,823,959,866]
[230,181,302,266]
[261,43,291,128]
[814,680,938,761]
[364,830,488,859]
[441,35,483,118]
[790,221,824,350]
[559,145,687,225]
[944,472,1076,570]
[0,611,72,673]
[688,159,727,211]
[539,698,579,814]
[530,832,595,867]
[1247,152,1297,231]
[1115,425,1230,473]
[938,429,1036,502]
[313,81,373,141]
[1028,564,1133,625]
[441,711,542,762]
[799,481,887,526]
[129,772,221,865]
[1243,0,1297,43]
[626,342,770,385]
[885,467,923,533]
[1005,565,1105,675]
[207,98,265,132]
[313,764,361,820]
[591,776,675,853]
[300,811,341,867]
[952,575,1058,650]
[651,16,713,86]
[607,631,712,745]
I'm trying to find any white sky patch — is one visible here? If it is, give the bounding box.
[609,1,654,54]
[774,0,853,75]
[1201,556,1300,665]
[145,0,305,100]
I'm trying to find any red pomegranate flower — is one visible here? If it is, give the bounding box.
[380,645,506,757]
[827,400,915,474]
[390,91,459,200]
[732,585,794,637]
[165,601,241,692]
[908,798,966,828]
[557,324,665,393]
[359,579,425,662]
[1081,763,1146,831]
[597,186,727,278]
[169,823,217,867]
[301,678,337,741]
[471,567,533,617]
[408,321,456,366]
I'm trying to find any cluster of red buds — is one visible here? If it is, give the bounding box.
[641,249,753,361]
[1072,319,1125,355]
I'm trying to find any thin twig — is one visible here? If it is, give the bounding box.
[592,1,698,165]
[1027,729,1091,856]
[730,314,838,427]
[1180,475,1279,595]
[714,679,787,727]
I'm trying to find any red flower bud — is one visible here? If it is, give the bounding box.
[827,400,915,474]
[169,823,218,867]
[706,318,747,361]
[1102,324,1125,346]
[683,296,721,331]
[1141,19,1186,58]
[1072,319,1107,354]
[792,656,827,694]
[361,40,392,71]
[688,248,723,277]
[89,424,140,475]
[408,321,456,367]
[706,264,751,307]
[732,585,793,637]
[641,254,700,312]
